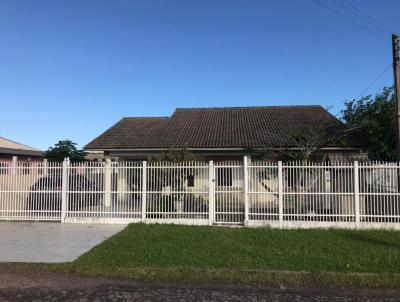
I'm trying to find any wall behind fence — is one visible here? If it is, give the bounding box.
[0,158,399,229]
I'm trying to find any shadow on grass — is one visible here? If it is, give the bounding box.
[337,231,400,250]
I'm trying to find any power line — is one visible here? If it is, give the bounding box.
[355,63,393,99]
[333,0,390,35]
[336,0,392,35]
[312,1,393,102]
[313,0,389,41]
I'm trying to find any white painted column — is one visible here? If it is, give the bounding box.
[104,157,112,208]
[117,162,127,202]
[43,158,48,177]
[11,156,17,175]
[354,161,360,229]
[278,161,283,229]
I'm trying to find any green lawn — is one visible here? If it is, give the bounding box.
[67,224,400,287]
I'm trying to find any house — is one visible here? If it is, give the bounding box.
[85,105,367,162]
[0,137,44,163]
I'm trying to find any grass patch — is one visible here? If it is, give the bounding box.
[62,223,400,288]
[73,223,400,273]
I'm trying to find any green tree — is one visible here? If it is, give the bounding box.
[45,140,86,162]
[341,86,395,161]
[148,147,195,163]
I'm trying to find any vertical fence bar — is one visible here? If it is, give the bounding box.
[142,161,147,222]
[243,156,249,224]
[208,160,214,225]
[61,158,69,223]
[354,161,360,229]
[278,161,283,228]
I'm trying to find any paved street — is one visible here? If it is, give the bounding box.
[1,283,400,301]
[0,268,399,302]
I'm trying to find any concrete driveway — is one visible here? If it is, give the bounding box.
[0,222,126,263]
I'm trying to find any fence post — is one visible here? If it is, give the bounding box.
[354,161,360,229]
[142,161,147,222]
[104,157,112,208]
[278,161,283,229]
[61,158,69,223]
[243,156,249,225]
[208,160,214,225]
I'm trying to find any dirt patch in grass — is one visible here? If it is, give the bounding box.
[1,263,400,291]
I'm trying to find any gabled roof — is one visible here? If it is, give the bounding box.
[0,137,44,157]
[85,105,366,151]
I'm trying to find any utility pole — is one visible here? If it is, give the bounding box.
[392,33,400,162]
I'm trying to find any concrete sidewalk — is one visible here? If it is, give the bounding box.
[0,222,126,263]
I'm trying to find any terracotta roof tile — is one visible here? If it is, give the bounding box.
[85,106,365,150]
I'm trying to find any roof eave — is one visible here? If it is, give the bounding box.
[0,148,44,157]
[84,147,365,152]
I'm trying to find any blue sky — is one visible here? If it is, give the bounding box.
[0,0,399,150]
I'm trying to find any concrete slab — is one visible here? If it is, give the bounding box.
[0,222,126,263]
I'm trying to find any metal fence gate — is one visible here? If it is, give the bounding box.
[214,161,244,225]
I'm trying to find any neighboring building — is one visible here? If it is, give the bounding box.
[0,137,44,162]
[85,105,367,162]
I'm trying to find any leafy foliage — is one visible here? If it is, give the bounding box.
[148,147,195,162]
[147,194,208,218]
[45,140,86,162]
[147,148,198,210]
[341,87,395,161]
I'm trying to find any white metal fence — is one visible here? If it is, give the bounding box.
[0,161,63,221]
[1,158,400,229]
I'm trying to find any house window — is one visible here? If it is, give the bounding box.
[187,175,195,187]
[217,168,232,187]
